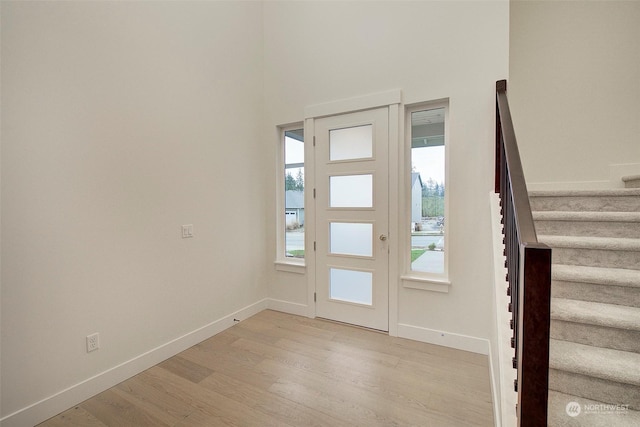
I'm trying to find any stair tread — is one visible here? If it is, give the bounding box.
[540,235,640,251]
[550,339,640,386]
[530,189,640,197]
[551,298,640,331]
[553,264,640,288]
[533,211,640,222]
[548,390,640,426]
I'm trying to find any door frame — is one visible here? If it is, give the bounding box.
[303,89,401,336]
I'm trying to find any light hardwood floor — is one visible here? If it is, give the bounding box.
[38,310,494,426]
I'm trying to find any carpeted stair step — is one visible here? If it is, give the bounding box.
[548,390,640,426]
[622,175,640,189]
[550,298,640,353]
[533,211,640,238]
[527,189,640,422]
[529,189,640,212]
[540,235,640,271]
[552,265,640,308]
[549,339,640,410]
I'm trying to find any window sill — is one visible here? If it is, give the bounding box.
[401,275,450,293]
[275,260,306,274]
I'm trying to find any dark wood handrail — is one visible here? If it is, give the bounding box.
[495,80,538,244]
[495,80,552,427]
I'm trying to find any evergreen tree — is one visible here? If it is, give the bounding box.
[421,178,445,217]
[285,172,297,191]
[295,169,304,191]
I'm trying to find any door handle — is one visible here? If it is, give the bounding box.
[379,234,387,241]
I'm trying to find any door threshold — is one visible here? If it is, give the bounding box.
[315,316,388,334]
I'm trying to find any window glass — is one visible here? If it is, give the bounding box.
[410,108,445,274]
[284,129,304,258]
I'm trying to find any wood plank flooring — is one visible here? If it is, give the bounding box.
[38,310,494,426]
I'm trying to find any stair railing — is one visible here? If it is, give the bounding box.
[495,79,552,426]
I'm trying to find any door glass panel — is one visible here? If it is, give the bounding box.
[330,125,373,161]
[329,268,373,305]
[330,222,373,257]
[330,174,373,208]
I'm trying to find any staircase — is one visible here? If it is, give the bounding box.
[529,188,640,426]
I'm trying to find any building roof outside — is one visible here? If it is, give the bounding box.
[411,172,423,189]
[285,190,304,209]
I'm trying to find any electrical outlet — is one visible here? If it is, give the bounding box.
[86,333,100,353]
[181,224,194,238]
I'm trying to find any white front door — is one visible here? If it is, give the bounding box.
[314,107,389,331]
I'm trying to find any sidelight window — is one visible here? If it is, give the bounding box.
[283,128,305,259]
[408,106,447,276]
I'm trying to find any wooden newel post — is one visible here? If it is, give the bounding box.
[517,244,552,426]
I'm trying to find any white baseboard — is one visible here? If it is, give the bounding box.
[487,345,502,427]
[396,323,490,355]
[527,180,611,191]
[486,341,516,427]
[266,298,311,317]
[489,191,503,427]
[0,299,268,427]
[527,162,640,192]
[610,162,640,188]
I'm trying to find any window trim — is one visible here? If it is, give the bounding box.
[275,123,306,271]
[402,100,450,289]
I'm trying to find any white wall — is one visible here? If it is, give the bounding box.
[509,0,640,190]
[264,0,509,349]
[1,1,266,423]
